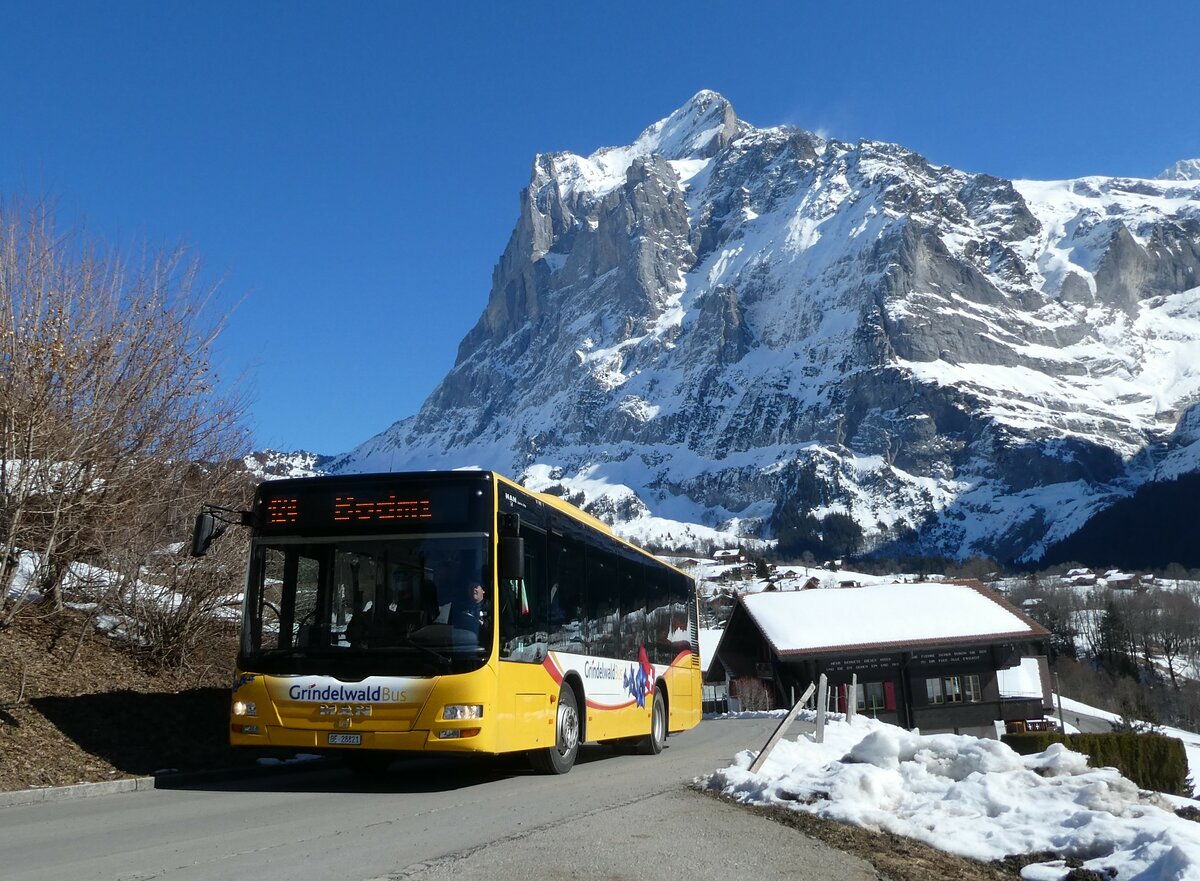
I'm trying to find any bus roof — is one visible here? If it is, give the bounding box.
[255,470,689,580]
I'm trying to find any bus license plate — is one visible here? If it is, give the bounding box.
[328,733,362,745]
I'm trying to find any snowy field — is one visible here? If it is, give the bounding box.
[703,707,1200,881]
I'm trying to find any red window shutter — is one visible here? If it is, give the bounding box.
[836,685,847,713]
[883,681,896,711]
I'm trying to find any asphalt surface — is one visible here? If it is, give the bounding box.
[1059,705,1118,734]
[0,716,879,881]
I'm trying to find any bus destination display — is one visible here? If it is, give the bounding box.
[256,480,482,534]
[333,495,431,522]
[265,495,431,525]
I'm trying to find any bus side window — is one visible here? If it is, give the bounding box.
[645,568,672,665]
[618,556,644,659]
[584,546,621,658]
[549,533,584,652]
[500,526,547,661]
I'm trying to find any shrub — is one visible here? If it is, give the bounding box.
[1003,731,1189,795]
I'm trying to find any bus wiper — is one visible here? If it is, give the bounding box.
[398,639,453,666]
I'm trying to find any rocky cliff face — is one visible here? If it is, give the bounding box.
[333,92,1200,562]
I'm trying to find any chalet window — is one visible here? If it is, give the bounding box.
[944,676,962,703]
[926,674,982,705]
[964,674,982,702]
[855,681,888,714]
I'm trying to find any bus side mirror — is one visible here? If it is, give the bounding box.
[500,536,524,582]
[190,512,226,557]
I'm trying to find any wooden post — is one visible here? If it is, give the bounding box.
[749,682,816,774]
[1055,671,1066,731]
[848,673,857,722]
[815,673,828,744]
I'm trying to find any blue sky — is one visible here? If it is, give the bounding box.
[2,1,1196,455]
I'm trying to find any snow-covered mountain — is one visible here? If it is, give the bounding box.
[244,449,332,481]
[1159,158,1200,182]
[332,91,1200,562]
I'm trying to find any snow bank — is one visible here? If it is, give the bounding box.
[702,712,1200,880]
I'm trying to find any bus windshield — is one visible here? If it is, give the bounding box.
[241,534,491,677]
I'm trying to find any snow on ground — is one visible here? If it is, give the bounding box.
[1055,695,1200,802]
[5,548,242,640]
[703,709,1200,880]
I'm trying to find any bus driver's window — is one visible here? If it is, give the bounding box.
[500,527,546,661]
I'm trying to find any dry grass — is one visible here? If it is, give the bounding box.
[0,604,249,790]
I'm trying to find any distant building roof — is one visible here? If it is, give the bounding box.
[698,627,724,674]
[739,581,1047,657]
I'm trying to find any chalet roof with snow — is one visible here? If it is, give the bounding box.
[736,580,1048,658]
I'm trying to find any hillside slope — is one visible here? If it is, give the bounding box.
[0,609,242,791]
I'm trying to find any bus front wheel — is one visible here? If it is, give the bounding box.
[636,686,666,755]
[530,686,580,774]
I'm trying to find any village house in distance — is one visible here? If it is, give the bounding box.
[707,580,1053,737]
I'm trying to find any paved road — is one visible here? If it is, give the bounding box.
[0,717,878,881]
[1052,700,1117,734]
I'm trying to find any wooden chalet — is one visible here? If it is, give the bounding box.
[707,580,1053,738]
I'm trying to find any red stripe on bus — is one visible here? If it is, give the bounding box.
[586,697,638,711]
[542,655,564,685]
[670,650,694,666]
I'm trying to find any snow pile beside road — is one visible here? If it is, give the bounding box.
[702,713,1200,880]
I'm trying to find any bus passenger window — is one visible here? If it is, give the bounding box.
[499,526,547,662]
[645,569,675,664]
[584,548,621,658]
[548,535,584,652]
[618,559,644,659]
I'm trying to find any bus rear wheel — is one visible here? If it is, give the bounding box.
[636,686,666,755]
[530,686,580,774]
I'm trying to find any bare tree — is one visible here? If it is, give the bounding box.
[1072,589,1109,658]
[96,459,254,670]
[1122,589,1159,674]
[0,201,249,632]
[1152,588,1200,690]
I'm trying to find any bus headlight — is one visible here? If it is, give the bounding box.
[442,704,483,720]
[233,701,257,717]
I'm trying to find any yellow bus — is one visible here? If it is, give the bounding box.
[192,470,702,774]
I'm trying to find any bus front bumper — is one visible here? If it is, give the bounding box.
[232,725,487,752]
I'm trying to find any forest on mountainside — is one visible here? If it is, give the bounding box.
[1037,473,1200,570]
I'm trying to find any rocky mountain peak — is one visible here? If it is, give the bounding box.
[631,89,742,161]
[334,95,1200,565]
[1158,158,1200,181]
